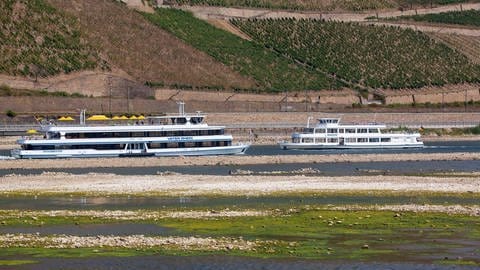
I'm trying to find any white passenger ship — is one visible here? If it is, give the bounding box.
[279,118,423,150]
[11,103,250,159]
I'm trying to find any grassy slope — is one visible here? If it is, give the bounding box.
[142,8,342,92]
[232,18,480,89]
[46,0,256,91]
[0,0,102,77]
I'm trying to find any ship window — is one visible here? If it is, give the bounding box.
[316,138,326,143]
[22,144,32,150]
[357,129,368,133]
[148,143,162,149]
[369,138,380,143]
[315,128,326,133]
[184,142,196,147]
[183,130,197,136]
[31,145,54,150]
[208,129,222,135]
[190,117,203,124]
[203,141,212,147]
[381,138,391,142]
[357,138,368,142]
[167,142,178,148]
[346,129,355,133]
[303,128,314,133]
[327,138,337,143]
[327,128,338,133]
[65,133,80,139]
[165,131,176,137]
[292,137,300,143]
[338,129,344,133]
[113,132,129,138]
[302,138,314,143]
[130,132,145,137]
[148,132,163,137]
[369,129,379,133]
[47,132,60,139]
[346,138,356,143]
[171,117,187,124]
[199,130,209,136]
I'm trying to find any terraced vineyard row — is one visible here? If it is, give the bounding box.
[0,0,103,78]
[429,33,480,64]
[165,0,477,11]
[232,18,480,89]
[143,9,342,92]
[395,9,480,26]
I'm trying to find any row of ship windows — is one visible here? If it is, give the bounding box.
[22,141,232,150]
[58,129,225,139]
[294,138,392,143]
[304,128,380,134]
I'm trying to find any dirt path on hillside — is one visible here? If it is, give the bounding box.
[178,3,480,37]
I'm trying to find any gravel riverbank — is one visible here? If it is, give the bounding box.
[1,173,479,195]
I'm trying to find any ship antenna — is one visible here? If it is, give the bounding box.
[177,101,185,116]
[79,109,86,125]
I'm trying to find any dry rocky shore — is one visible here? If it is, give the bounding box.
[2,173,479,195]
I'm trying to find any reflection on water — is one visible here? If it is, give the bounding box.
[0,194,477,210]
[2,160,480,177]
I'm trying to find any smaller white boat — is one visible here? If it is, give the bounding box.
[279,118,423,150]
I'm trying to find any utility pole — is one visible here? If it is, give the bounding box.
[127,86,130,114]
[108,75,112,116]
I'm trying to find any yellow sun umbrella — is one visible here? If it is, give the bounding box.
[119,115,129,120]
[26,129,38,134]
[137,115,145,120]
[87,115,110,121]
[58,116,74,121]
[129,115,138,120]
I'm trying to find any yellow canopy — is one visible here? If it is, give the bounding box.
[112,116,121,120]
[58,116,74,121]
[129,115,138,120]
[119,115,129,120]
[87,115,110,121]
[26,129,38,134]
[137,115,145,120]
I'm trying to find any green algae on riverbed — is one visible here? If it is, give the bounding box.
[0,209,479,264]
[0,259,37,266]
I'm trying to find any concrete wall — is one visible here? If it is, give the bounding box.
[154,88,358,105]
[383,84,480,105]
[0,72,152,98]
